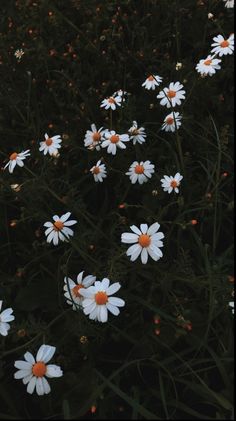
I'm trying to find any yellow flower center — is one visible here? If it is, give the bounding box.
[166,117,174,125]
[92,166,100,175]
[148,75,154,81]
[108,97,116,104]
[204,59,212,66]
[72,284,84,298]
[95,291,108,305]
[45,138,53,146]
[135,164,144,174]
[167,90,176,98]
[138,234,151,248]
[171,180,178,188]
[32,362,47,377]
[110,134,119,144]
[92,132,101,142]
[53,220,64,231]
[10,152,18,160]
[220,40,229,48]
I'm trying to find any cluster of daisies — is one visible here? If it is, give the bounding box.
[196,32,234,77]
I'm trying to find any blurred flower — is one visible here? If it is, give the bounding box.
[229,301,234,314]
[39,133,62,156]
[44,212,77,246]
[128,121,146,145]
[121,223,164,264]
[211,34,234,57]
[160,173,183,194]
[112,89,127,98]
[0,300,15,336]
[156,82,186,108]
[4,150,30,174]
[196,56,221,76]
[175,62,183,70]
[64,271,96,310]
[101,130,129,155]
[100,95,122,110]
[223,0,234,8]
[90,160,107,182]
[208,13,214,19]
[10,184,21,192]
[80,278,125,323]
[14,49,24,60]
[84,124,107,151]
[14,345,63,395]
[162,111,182,132]
[126,160,155,184]
[142,74,163,90]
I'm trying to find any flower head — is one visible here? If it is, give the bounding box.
[14,49,24,60]
[128,121,146,145]
[4,150,30,174]
[64,271,96,310]
[101,130,129,155]
[196,56,221,76]
[156,82,186,108]
[126,161,155,184]
[100,95,122,110]
[80,278,125,323]
[14,344,63,395]
[162,112,182,132]
[0,301,15,336]
[142,74,163,90]
[161,172,183,194]
[44,212,77,246]
[121,223,164,264]
[84,124,108,151]
[223,0,234,8]
[39,133,62,156]
[90,160,107,182]
[211,34,234,57]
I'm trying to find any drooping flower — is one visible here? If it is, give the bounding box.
[126,161,155,184]
[121,223,164,264]
[128,121,146,145]
[0,301,15,336]
[39,133,62,156]
[44,212,77,246]
[4,150,30,174]
[162,112,182,132]
[100,95,122,110]
[101,130,130,155]
[211,34,234,57]
[84,124,107,151]
[90,160,107,182]
[196,55,221,76]
[160,173,183,194]
[142,74,163,90]
[80,278,125,323]
[156,82,186,108]
[64,271,96,310]
[14,345,63,395]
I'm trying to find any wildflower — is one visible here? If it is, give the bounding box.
[64,271,96,310]
[223,0,234,8]
[121,223,164,264]
[211,34,234,57]
[90,160,107,182]
[0,301,15,336]
[128,121,146,145]
[126,160,155,184]
[39,133,62,156]
[175,62,183,70]
[161,112,182,132]
[44,212,77,245]
[4,150,30,173]
[196,55,221,76]
[208,13,214,19]
[156,82,186,108]
[80,278,125,323]
[142,74,163,90]
[14,49,24,60]
[84,124,107,151]
[101,130,129,155]
[112,89,128,98]
[229,301,234,314]
[14,344,63,395]
[160,172,183,194]
[100,95,122,110]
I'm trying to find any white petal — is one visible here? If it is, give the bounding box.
[27,376,37,394]
[106,282,121,296]
[14,361,32,370]
[147,222,160,235]
[36,377,44,396]
[141,248,148,264]
[140,224,148,234]
[46,364,63,378]
[108,297,125,307]
[14,369,32,379]
[106,303,120,316]
[24,352,35,364]
[42,376,51,394]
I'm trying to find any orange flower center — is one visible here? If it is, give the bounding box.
[92,132,101,142]
[32,362,47,377]
[10,152,18,160]
[108,97,116,104]
[95,291,108,305]
[45,138,53,146]
[220,40,229,48]
[110,134,119,144]
[167,90,176,98]
[148,75,154,81]
[72,284,84,298]
[171,180,178,188]
[53,220,64,231]
[204,59,212,66]
[138,234,151,248]
[166,117,174,125]
[92,166,100,175]
[135,164,144,174]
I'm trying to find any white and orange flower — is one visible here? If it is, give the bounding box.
[39,133,62,156]
[162,112,182,132]
[128,121,146,145]
[44,212,77,245]
[196,55,221,76]
[4,150,30,173]
[101,130,129,155]
[0,300,15,336]
[64,271,96,310]
[156,82,186,108]
[160,173,183,194]
[211,34,234,57]
[100,95,122,110]
[84,124,107,151]
[126,160,155,184]
[142,74,163,90]
[90,160,107,182]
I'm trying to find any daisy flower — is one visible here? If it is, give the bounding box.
[156,82,186,108]
[0,301,15,336]
[121,223,164,264]
[142,74,163,90]
[14,344,63,395]
[80,278,125,323]
[84,124,107,151]
[211,34,234,57]
[128,121,146,145]
[112,89,128,99]
[101,130,129,155]
[223,0,234,8]
[160,172,183,194]
[39,133,62,156]
[126,161,155,185]
[63,271,96,310]
[162,112,182,132]
[100,95,122,110]
[195,56,221,76]
[90,160,107,182]
[44,212,77,246]
[4,150,30,174]
[229,301,234,314]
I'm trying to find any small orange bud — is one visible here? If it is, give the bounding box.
[155,328,161,335]
[17,329,27,337]
[10,220,17,227]
[48,123,53,129]
[154,315,160,324]
[228,275,234,283]
[118,203,126,209]
[222,172,228,177]
[191,219,198,225]
[90,405,97,414]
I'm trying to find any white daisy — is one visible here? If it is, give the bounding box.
[112,89,128,99]
[121,223,164,264]
[160,172,183,194]
[80,278,125,323]
[14,344,63,395]
[229,301,234,314]
[84,124,107,151]
[156,82,186,108]
[126,161,155,185]
[4,150,30,174]
[142,74,163,90]
[196,55,222,77]
[223,0,234,8]
[162,112,182,132]
[0,301,15,336]
[128,121,146,145]
[101,130,130,155]
[39,133,62,156]
[211,34,234,57]
[90,160,107,182]
[100,95,122,110]
[63,271,96,310]
[44,212,77,246]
